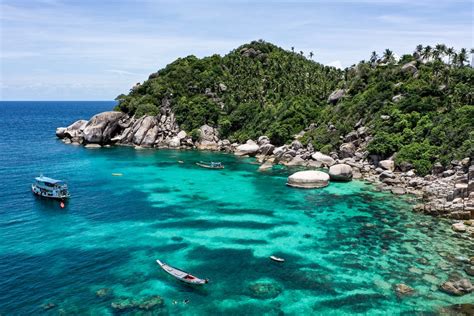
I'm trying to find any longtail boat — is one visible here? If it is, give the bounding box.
[156,260,208,285]
[195,161,224,169]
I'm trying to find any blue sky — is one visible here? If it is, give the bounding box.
[0,0,472,100]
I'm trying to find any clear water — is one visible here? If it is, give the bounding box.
[0,101,472,315]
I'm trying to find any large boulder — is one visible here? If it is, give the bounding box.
[379,159,395,171]
[167,136,181,148]
[401,61,417,75]
[197,124,219,150]
[285,155,307,167]
[57,119,88,139]
[235,140,259,156]
[83,111,127,144]
[327,89,345,104]
[199,124,218,142]
[257,135,270,145]
[329,164,353,181]
[132,116,156,145]
[311,152,335,167]
[339,143,356,158]
[287,171,330,189]
[259,143,275,156]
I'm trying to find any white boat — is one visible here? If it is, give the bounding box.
[270,255,285,263]
[196,161,224,169]
[32,175,70,199]
[156,260,208,285]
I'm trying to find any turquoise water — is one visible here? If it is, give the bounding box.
[0,102,472,315]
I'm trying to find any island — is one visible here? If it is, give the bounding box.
[56,40,474,221]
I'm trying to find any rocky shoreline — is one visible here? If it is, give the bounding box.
[56,110,474,224]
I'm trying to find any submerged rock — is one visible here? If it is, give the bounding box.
[138,295,164,310]
[96,288,113,298]
[439,304,474,316]
[248,282,282,299]
[440,279,474,296]
[394,283,414,297]
[287,171,330,189]
[41,302,56,311]
[111,298,138,311]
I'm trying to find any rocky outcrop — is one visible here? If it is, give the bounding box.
[83,111,127,144]
[196,124,219,150]
[401,61,418,75]
[327,89,345,104]
[329,164,353,181]
[57,109,474,220]
[287,171,330,189]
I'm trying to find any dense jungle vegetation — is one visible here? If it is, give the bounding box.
[115,40,473,175]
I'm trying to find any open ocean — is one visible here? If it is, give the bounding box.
[0,101,472,315]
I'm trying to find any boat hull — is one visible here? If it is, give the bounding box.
[196,162,224,169]
[32,184,70,200]
[156,260,207,285]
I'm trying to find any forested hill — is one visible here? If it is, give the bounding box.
[115,40,473,174]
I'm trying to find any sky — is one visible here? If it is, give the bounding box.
[0,0,472,100]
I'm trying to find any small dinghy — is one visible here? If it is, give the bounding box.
[112,173,123,176]
[196,161,224,169]
[270,256,285,263]
[156,260,208,285]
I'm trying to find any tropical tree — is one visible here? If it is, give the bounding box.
[370,51,378,64]
[446,47,455,64]
[457,48,468,67]
[383,49,394,63]
[433,44,447,61]
[422,45,432,61]
[309,51,314,59]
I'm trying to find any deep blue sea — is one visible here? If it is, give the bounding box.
[0,101,472,315]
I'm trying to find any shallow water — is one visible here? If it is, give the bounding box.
[0,101,472,315]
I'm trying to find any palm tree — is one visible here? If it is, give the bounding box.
[458,48,468,67]
[383,49,394,63]
[434,44,447,61]
[291,46,295,53]
[422,45,432,61]
[309,51,314,60]
[446,47,455,64]
[370,51,378,64]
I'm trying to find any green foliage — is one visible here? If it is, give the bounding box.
[395,141,438,176]
[135,103,159,118]
[115,41,473,174]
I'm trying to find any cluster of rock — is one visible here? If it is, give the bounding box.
[57,108,473,219]
[110,295,164,312]
[56,108,191,149]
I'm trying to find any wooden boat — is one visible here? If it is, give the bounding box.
[270,255,285,263]
[156,260,208,285]
[196,161,224,169]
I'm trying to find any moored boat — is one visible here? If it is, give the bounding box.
[196,161,224,169]
[32,175,70,199]
[270,255,285,263]
[156,260,208,285]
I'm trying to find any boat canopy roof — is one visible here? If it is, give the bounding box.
[35,176,65,185]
